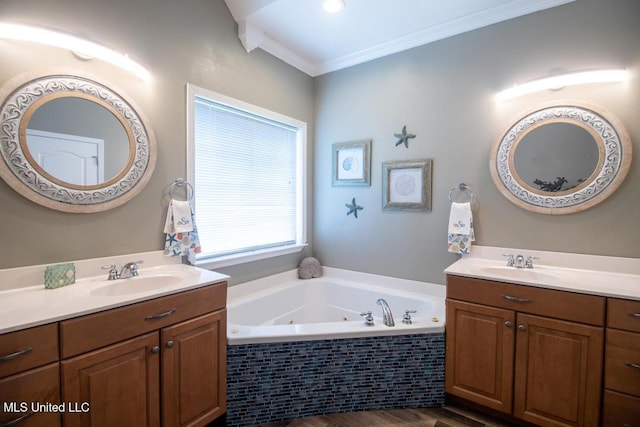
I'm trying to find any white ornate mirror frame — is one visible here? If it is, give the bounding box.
[0,69,156,213]
[490,101,632,214]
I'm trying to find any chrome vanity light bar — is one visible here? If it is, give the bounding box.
[0,22,151,82]
[496,69,628,100]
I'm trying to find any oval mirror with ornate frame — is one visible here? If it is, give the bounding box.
[490,101,632,214]
[0,70,156,213]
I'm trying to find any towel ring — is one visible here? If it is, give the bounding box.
[169,178,194,201]
[449,183,476,203]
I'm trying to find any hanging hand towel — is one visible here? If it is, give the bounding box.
[164,200,193,233]
[164,200,201,263]
[448,202,475,254]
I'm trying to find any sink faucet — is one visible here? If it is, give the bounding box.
[504,254,538,269]
[102,260,143,280]
[377,298,395,327]
[119,260,143,279]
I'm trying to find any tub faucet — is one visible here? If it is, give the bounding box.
[377,298,395,327]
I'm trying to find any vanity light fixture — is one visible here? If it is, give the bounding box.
[0,23,151,82]
[323,0,346,13]
[496,69,629,101]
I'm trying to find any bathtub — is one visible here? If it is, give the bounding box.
[226,267,446,426]
[227,267,445,344]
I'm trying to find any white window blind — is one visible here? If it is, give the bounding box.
[190,88,306,265]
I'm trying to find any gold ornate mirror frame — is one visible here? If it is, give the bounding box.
[490,101,632,214]
[0,70,156,213]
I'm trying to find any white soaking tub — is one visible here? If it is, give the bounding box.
[227,267,446,344]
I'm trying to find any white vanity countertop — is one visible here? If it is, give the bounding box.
[444,246,640,301]
[0,251,229,334]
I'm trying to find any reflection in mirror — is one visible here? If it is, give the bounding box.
[26,97,130,185]
[513,123,600,193]
[490,102,632,214]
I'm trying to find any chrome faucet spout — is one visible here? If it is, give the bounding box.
[377,298,395,327]
[119,260,143,279]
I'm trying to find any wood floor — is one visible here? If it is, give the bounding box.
[247,406,515,427]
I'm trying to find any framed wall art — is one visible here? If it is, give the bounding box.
[382,159,432,211]
[332,140,371,186]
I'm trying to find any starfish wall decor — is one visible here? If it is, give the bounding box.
[394,125,416,148]
[345,197,364,218]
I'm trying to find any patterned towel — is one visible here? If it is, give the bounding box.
[164,199,201,263]
[448,202,475,254]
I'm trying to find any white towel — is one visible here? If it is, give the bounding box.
[164,200,193,233]
[448,202,475,254]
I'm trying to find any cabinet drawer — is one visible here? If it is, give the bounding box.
[0,362,61,427]
[602,390,640,427]
[0,323,58,378]
[60,282,227,358]
[605,328,640,396]
[607,298,640,332]
[446,275,605,326]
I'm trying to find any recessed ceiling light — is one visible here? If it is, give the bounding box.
[323,0,345,14]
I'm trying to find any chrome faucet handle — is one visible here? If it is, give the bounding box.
[360,311,374,327]
[503,254,515,267]
[101,264,119,280]
[402,309,417,325]
[120,260,144,278]
[525,256,539,269]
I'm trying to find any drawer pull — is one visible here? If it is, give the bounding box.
[628,312,640,319]
[144,308,176,321]
[502,295,532,304]
[625,361,640,370]
[0,347,32,363]
[1,410,34,426]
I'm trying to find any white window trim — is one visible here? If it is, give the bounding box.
[186,84,308,269]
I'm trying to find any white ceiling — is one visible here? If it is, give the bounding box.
[224,0,575,76]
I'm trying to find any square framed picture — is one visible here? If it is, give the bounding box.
[332,140,371,186]
[382,159,433,211]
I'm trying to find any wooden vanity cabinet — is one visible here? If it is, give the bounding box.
[602,298,640,426]
[0,323,61,427]
[446,275,605,427]
[60,282,227,427]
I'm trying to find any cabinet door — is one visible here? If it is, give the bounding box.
[445,299,515,413]
[514,313,603,427]
[161,310,226,427]
[0,362,60,427]
[61,332,160,427]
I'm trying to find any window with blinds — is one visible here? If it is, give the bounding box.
[187,85,307,267]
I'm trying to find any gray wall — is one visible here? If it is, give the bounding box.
[1,0,638,287]
[0,0,314,284]
[313,0,640,285]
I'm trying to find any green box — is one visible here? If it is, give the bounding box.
[44,263,76,289]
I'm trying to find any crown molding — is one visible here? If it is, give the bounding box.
[232,0,576,77]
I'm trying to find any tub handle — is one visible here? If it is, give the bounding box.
[360,311,374,327]
[402,310,417,325]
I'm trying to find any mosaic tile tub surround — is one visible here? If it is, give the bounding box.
[226,332,445,426]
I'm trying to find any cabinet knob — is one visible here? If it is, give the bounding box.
[504,321,513,328]
[166,340,175,349]
[151,346,160,354]
[517,324,527,332]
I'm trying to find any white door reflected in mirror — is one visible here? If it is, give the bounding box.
[27,129,104,186]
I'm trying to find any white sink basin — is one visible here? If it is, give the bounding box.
[478,266,563,283]
[89,275,182,296]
